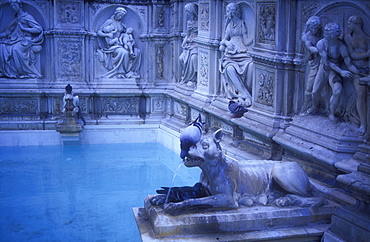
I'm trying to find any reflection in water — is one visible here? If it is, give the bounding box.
[0,143,200,241]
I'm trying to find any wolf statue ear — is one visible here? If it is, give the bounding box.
[213,129,223,143]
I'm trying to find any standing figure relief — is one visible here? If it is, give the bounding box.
[0,0,44,79]
[301,16,369,131]
[301,16,328,116]
[344,16,370,135]
[96,7,141,79]
[179,2,198,88]
[219,3,254,107]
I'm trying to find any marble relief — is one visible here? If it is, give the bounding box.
[219,3,254,107]
[179,3,198,88]
[300,3,370,135]
[96,7,141,79]
[0,0,44,79]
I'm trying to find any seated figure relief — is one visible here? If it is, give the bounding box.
[179,3,198,88]
[219,3,254,107]
[0,0,44,79]
[96,7,141,79]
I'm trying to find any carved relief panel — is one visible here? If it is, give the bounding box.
[93,5,144,79]
[58,40,82,78]
[152,96,165,114]
[297,2,370,130]
[255,68,274,107]
[199,3,209,32]
[0,2,45,79]
[57,1,82,27]
[257,3,276,46]
[199,51,209,88]
[101,97,139,115]
[174,101,188,121]
[0,98,38,116]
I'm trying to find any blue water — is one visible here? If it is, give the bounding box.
[0,143,201,241]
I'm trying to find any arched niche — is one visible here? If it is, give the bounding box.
[312,2,370,126]
[0,1,47,79]
[93,5,144,53]
[220,2,255,48]
[240,2,255,46]
[0,2,46,31]
[315,2,370,36]
[92,5,145,80]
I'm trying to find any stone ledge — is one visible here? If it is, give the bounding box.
[133,195,338,240]
[133,206,332,241]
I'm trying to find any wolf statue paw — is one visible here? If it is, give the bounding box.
[149,195,167,207]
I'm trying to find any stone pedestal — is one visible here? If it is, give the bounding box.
[133,195,337,241]
[323,204,370,242]
[56,111,83,145]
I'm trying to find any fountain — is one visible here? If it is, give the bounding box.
[0,1,369,241]
[56,84,84,145]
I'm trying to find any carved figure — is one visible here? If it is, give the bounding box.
[301,16,327,115]
[311,22,360,123]
[179,3,198,88]
[344,16,370,135]
[0,0,44,79]
[150,129,325,215]
[62,84,85,125]
[219,3,254,107]
[120,27,135,56]
[96,7,141,78]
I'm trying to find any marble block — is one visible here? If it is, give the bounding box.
[133,195,337,241]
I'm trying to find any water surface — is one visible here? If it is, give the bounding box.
[0,143,201,241]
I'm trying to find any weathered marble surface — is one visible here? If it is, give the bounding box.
[0,1,369,240]
[132,195,336,240]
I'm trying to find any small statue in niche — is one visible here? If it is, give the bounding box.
[0,0,44,79]
[96,7,141,79]
[344,16,370,135]
[301,16,328,115]
[311,22,360,123]
[219,3,254,107]
[179,3,198,88]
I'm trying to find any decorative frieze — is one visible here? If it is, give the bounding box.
[210,117,233,135]
[101,97,139,114]
[0,98,38,115]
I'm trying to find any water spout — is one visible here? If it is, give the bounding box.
[165,161,184,204]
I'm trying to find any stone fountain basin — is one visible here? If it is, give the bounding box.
[133,195,338,241]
